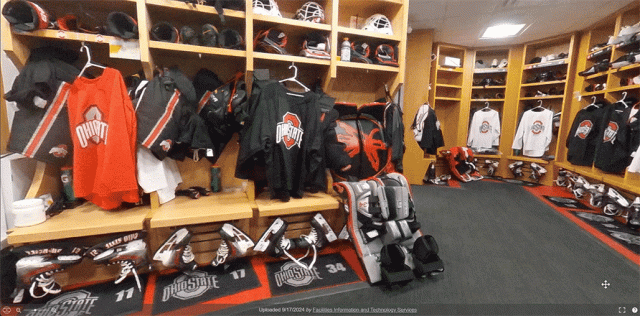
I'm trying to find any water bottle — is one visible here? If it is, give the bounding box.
[210,165,221,192]
[60,166,76,202]
[341,37,351,62]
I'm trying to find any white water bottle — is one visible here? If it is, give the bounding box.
[341,37,351,62]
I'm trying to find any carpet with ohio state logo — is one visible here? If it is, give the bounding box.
[150,259,260,315]
[265,252,362,296]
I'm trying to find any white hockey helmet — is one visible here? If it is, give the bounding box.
[253,0,282,17]
[294,2,325,23]
[362,14,393,36]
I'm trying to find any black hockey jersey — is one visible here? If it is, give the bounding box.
[594,101,632,173]
[565,102,607,166]
[236,80,323,201]
[417,106,444,154]
[5,47,79,166]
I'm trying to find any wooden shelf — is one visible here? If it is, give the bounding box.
[474,68,507,73]
[605,84,640,93]
[254,14,331,31]
[520,95,564,101]
[149,40,246,58]
[254,52,331,66]
[150,191,253,228]
[609,63,640,73]
[7,202,151,245]
[336,26,401,42]
[521,80,566,87]
[474,154,502,159]
[255,192,339,217]
[583,71,609,80]
[435,96,462,102]
[472,85,507,89]
[507,156,552,165]
[336,60,399,72]
[12,29,120,45]
[523,59,568,70]
[471,98,505,102]
[438,83,462,89]
[145,0,245,19]
[436,66,464,73]
[581,90,606,97]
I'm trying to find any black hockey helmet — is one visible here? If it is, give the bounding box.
[219,28,244,49]
[351,41,372,64]
[2,0,52,31]
[106,12,138,39]
[150,21,179,43]
[200,23,219,47]
[254,28,288,54]
[180,25,199,45]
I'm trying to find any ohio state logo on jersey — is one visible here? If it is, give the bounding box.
[160,139,172,152]
[480,121,490,133]
[75,106,109,148]
[575,120,593,139]
[276,112,304,150]
[603,121,619,144]
[49,144,68,158]
[530,120,544,134]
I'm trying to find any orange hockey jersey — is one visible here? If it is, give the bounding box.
[67,67,139,209]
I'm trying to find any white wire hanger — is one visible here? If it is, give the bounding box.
[481,101,493,111]
[78,42,106,77]
[585,96,600,109]
[532,99,545,111]
[618,91,629,108]
[279,63,310,92]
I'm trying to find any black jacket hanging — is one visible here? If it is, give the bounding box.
[418,106,444,155]
[594,101,632,173]
[565,102,607,166]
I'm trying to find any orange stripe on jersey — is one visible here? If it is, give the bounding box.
[142,90,181,148]
[23,83,71,157]
[197,90,212,114]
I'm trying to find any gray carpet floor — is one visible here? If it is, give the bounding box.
[213,180,640,316]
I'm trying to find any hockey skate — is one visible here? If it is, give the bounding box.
[555,168,570,187]
[92,239,148,291]
[153,227,197,271]
[571,176,589,199]
[211,223,254,267]
[422,162,448,185]
[627,197,640,229]
[602,188,630,217]
[529,162,547,181]
[13,254,83,303]
[379,243,414,285]
[485,160,499,177]
[254,218,288,257]
[508,161,524,177]
[11,242,86,303]
[586,183,607,208]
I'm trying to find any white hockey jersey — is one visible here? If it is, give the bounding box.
[467,109,501,151]
[512,108,554,157]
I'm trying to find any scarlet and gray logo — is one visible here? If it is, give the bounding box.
[530,120,544,134]
[75,106,108,148]
[49,144,69,158]
[276,112,304,150]
[603,121,619,144]
[162,270,220,302]
[160,139,172,152]
[24,290,98,316]
[480,121,490,133]
[575,120,593,139]
[274,261,323,287]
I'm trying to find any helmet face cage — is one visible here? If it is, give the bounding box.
[362,14,393,36]
[295,2,325,23]
[253,0,282,17]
